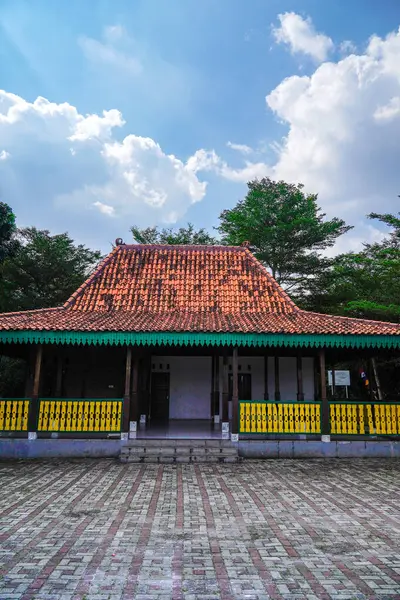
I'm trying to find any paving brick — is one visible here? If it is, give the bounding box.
[1,459,400,599]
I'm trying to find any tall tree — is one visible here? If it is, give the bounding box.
[217,178,352,290]
[0,202,17,263]
[0,228,102,312]
[303,212,400,321]
[131,222,218,245]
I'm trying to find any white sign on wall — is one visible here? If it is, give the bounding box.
[328,370,350,386]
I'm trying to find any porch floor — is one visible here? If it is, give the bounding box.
[136,419,224,439]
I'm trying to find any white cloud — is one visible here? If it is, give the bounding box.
[0,150,9,160]
[226,141,253,155]
[79,26,142,75]
[264,26,400,247]
[69,109,125,142]
[93,201,115,216]
[374,96,400,121]
[0,89,208,235]
[186,149,268,183]
[340,40,357,55]
[272,12,334,62]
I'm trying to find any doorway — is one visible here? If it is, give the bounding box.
[150,372,170,421]
[229,373,252,400]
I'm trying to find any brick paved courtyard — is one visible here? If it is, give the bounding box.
[0,459,400,599]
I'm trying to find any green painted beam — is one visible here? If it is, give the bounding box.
[0,329,400,348]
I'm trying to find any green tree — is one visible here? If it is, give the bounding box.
[217,178,352,290]
[0,228,102,312]
[0,202,17,263]
[303,212,400,321]
[131,222,218,245]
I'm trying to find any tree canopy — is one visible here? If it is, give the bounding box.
[302,212,400,322]
[0,202,17,263]
[131,222,218,245]
[0,227,101,312]
[217,178,352,290]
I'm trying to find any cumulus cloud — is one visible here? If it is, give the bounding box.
[266,27,400,217]
[272,12,334,62]
[0,89,208,235]
[187,149,268,183]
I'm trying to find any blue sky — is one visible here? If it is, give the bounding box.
[1,0,400,252]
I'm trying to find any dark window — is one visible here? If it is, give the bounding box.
[228,373,251,401]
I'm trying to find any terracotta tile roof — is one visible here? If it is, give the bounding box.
[0,244,400,337]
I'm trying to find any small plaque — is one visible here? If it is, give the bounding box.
[231,433,239,442]
[28,432,37,441]
[140,414,147,425]
[222,422,229,433]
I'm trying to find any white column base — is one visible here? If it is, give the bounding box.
[129,421,137,439]
[230,433,239,442]
[214,414,220,424]
[321,434,331,443]
[120,432,129,441]
[222,422,229,433]
[28,432,37,440]
[140,414,146,427]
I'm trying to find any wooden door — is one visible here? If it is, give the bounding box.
[150,372,170,420]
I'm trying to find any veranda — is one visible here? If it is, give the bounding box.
[1,340,399,442]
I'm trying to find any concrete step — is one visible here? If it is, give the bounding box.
[120,438,240,463]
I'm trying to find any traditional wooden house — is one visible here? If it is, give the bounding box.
[1,242,400,442]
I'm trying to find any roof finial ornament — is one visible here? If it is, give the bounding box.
[241,240,250,248]
[115,238,125,246]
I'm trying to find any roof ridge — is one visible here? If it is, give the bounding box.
[63,246,120,309]
[300,309,400,328]
[241,247,299,312]
[120,244,244,251]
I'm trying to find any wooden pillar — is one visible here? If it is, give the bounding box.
[371,357,383,400]
[296,355,304,401]
[274,356,281,401]
[231,347,239,438]
[222,352,229,425]
[122,346,132,433]
[28,344,43,436]
[319,349,329,435]
[264,355,269,401]
[55,352,63,398]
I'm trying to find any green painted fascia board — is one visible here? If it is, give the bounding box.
[1,329,400,348]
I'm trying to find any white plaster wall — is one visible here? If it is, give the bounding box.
[152,356,211,419]
[222,355,315,417]
[152,354,315,420]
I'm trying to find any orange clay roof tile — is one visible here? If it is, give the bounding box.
[0,244,399,336]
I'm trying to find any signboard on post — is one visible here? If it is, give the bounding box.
[328,370,350,386]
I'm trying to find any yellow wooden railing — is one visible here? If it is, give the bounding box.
[0,399,29,431]
[37,399,122,432]
[330,402,400,435]
[239,401,321,434]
